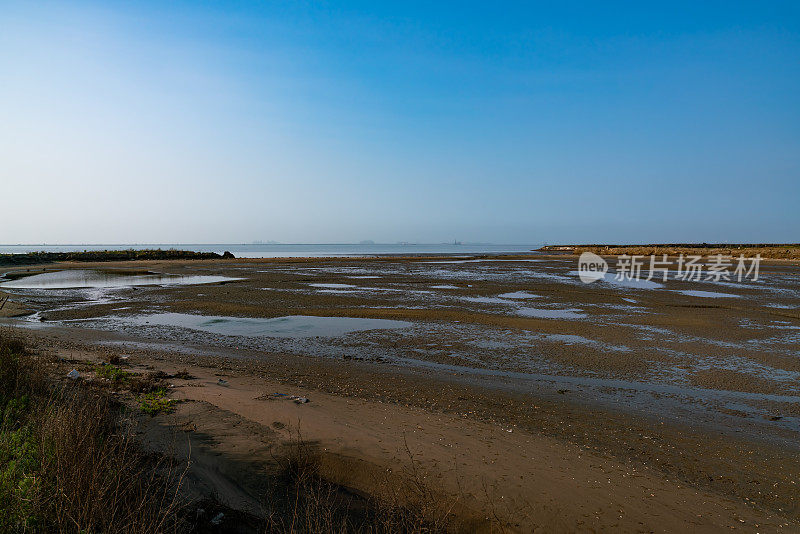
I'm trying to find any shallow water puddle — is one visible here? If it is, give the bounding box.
[308,283,405,295]
[308,283,358,289]
[0,269,240,289]
[517,307,587,319]
[121,312,412,338]
[498,291,540,299]
[421,259,542,264]
[568,271,664,289]
[677,290,741,298]
[462,296,516,305]
[544,334,631,352]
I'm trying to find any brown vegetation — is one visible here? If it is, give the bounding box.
[0,249,234,267]
[266,432,456,533]
[0,333,185,533]
[540,243,800,259]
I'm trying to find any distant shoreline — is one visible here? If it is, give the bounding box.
[538,243,800,259]
[0,243,539,261]
[0,249,234,267]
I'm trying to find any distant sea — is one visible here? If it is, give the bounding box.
[0,243,541,258]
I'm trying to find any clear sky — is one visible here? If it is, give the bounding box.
[1,1,798,244]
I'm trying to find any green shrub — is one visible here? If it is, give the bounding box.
[0,340,39,531]
[94,363,132,383]
[138,388,176,416]
[0,424,40,531]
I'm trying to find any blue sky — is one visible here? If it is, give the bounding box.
[1,1,798,244]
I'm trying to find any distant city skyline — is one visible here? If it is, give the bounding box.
[1,1,798,244]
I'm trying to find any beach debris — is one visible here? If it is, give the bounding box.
[67,369,80,380]
[217,379,229,387]
[210,512,225,526]
[256,392,286,401]
[257,392,309,404]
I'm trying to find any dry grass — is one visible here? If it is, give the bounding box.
[264,430,458,534]
[0,334,187,533]
[37,388,186,532]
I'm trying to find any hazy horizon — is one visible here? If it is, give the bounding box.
[1,240,796,247]
[2,1,798,244]
[0,241,533,246]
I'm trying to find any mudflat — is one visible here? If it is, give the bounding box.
[2,254,799,531]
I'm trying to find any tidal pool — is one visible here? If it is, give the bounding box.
[462,296,516,305]
[0,269,241,289]
[568,271,664,289]
[517,307,587,319]
[677,290,741,298]
[308,283,358,289]
[120,313,412,338]
[498,291,540,299]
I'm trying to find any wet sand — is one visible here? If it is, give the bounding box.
[2,255,799,531]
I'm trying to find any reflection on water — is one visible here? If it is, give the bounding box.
[122,312,412,338]
[0,269,241,289]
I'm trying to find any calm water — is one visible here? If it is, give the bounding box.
[120,313,412,338]
[0,243,540,258]
[0,269,240,289]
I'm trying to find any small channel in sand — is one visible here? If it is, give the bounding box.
[0,269,241,289]
[113,313,412,338]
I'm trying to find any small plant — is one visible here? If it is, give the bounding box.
[138,388,176,416]
[94,363,131,383]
